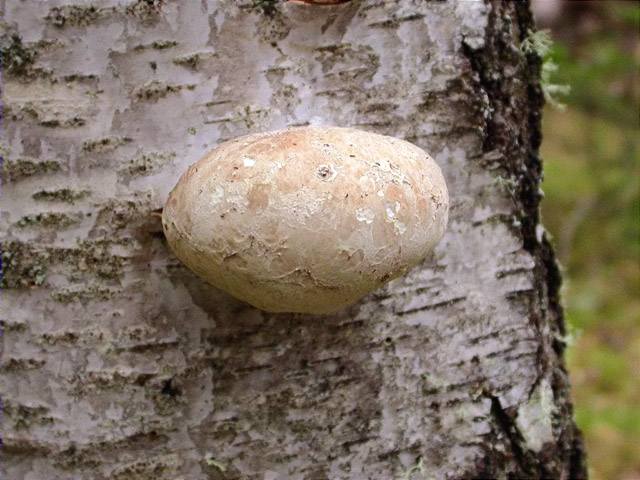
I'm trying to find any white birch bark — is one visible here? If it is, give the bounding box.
[0,1,586,478]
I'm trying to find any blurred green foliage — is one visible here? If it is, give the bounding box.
[539,3,639,479]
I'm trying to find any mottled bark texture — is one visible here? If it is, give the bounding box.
[0,1,586,479]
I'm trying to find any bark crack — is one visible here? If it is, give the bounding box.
[461,0,587,477]
[487,392,536,479]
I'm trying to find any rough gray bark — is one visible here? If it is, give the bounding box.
[1,1,586,479]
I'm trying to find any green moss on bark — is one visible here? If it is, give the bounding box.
[32,189,90,204]
[1,158,63,183]
[1,241,48,289]
[0,34,35,76]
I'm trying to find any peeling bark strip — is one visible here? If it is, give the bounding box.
[289,1,352,5]
[1,1,585,479]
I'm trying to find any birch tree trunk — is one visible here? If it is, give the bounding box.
[1,1,587,478]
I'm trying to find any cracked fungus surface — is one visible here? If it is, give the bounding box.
[163,126,448,314]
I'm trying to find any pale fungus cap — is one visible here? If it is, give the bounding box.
[163,126,448,314]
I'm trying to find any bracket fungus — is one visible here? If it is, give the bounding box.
[163,126,448,314]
